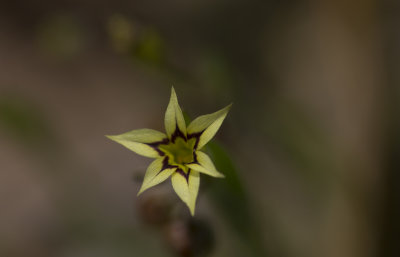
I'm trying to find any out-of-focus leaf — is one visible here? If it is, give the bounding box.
[107,14,136,54]
[262,98,334,195]
[36,15,85,59]
[204,141,267,257]
[132,28,165,67]
[0,96,51,145]
[196,53,234,103]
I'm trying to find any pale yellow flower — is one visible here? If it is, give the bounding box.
[107,87,231,215]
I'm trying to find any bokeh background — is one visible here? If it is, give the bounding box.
[1,0,399,257]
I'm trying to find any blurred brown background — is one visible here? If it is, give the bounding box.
[0,0,399,257]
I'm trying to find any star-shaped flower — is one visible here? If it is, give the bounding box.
[107,87,231,215]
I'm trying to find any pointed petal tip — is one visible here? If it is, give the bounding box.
[137,183,147,196]
[187,201,196,216]
[137,188,145,196]
[105,135,116,141]
[165,85,187,137]
[105,134,124,144]
[213,172,225,178]
[224,103,233,112]
[170,86,177,98]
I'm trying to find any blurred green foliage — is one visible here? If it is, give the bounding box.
[107,14,136,54]
[263,98,335,197]
[107,14,165,68]
[36,14,85,59]
[132,29,165,67]
[0,95,51,145]
[205,142,268,257]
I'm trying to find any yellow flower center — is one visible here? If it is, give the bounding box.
[159,137,196,165]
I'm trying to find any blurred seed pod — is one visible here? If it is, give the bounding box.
[163,217,215,257]
[137,190,173,227]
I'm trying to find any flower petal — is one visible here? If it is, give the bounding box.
[186,151,224,178]
[106,128,167,158]
[187,104,231,149]
[165,87,187,139]
[171,170,200,215]
[138,158,176,195]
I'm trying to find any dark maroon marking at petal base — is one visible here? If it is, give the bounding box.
[187,151,199,165]
[187,130,204,150]
[155,157,178,176]
[146,138,170,156]
[176,168,190,183]
[162,156,178,170]
[170,125,186,143]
